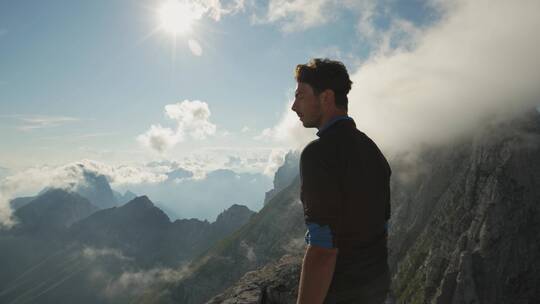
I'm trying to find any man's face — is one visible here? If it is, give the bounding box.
[291,82,323,128]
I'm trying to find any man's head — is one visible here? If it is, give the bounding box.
[291,58,353,129]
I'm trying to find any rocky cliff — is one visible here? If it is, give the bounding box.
[388,110,540,303]
[204,110,540,304]
[206,254,302,304]
[264,151,300,205]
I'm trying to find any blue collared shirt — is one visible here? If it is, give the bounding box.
[316,115,354,137]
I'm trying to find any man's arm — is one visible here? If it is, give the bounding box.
[296,245,338,304]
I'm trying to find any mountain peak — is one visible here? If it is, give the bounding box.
[14,188,98,232]
[123,195,154,209]
[214,204,255,228]
[75,170,118,209]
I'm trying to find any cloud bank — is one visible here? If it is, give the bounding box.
[0,160,168,228]
[269,0,540,157]
[0,147,288,226]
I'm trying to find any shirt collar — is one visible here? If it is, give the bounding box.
[316,115,353,137]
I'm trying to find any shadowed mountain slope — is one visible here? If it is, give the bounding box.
[179,110,540,304]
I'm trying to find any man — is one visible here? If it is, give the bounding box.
[292,58,391,304]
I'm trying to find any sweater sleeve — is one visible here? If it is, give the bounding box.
[299,144,342,247]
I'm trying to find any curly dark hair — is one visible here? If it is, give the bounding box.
[295,58,353,110]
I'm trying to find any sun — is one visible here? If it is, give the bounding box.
[157,0,203,35]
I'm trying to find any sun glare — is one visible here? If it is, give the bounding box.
[157,0,203,35]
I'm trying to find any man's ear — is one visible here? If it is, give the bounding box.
[322,89,335,108]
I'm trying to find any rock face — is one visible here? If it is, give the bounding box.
[206,254,302,304]
[388,110,540,303]
[166,204,257,264]
[69,196,172,266]
[264,151,300,205]
[204,110,540,304]
[9,195,37,210]
[213,204,256,233]
[74,170,119,209]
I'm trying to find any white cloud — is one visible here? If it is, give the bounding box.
[241,126,250,133]
[0,163,85,228]
[165,100,216,139]
[197,0,246,21]
[252,0,384,34]
[0,146,290,227]
[162,0,245,24]
[253,0,336,32]
[138,100,217,153]
[103,267,188,300]
[137,124,182,153]
[351,0,378,40]
[76,160,169,186]
[253,127,273,141]
[265,0,540,158]
[253,97,314,149]
[0,192,16,228]
[40,132,117,141]
[348,0,540,154]
[240,240,256,262]
[262,148,288,177]
[188,38,202,56]
[173,146,291,177]
[82,247,132,261]
[0,114,81,131]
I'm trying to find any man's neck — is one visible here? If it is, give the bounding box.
[317,111,348,130]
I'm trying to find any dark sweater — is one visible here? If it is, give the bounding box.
[299,117,392,291]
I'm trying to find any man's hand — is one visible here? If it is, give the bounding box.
[296,245,338,304]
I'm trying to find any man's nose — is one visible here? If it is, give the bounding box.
[291,100,297,112]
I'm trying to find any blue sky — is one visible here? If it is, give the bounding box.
[0,0,439,171]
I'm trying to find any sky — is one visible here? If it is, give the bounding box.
[1,0,540,225]
[0,0,440,172]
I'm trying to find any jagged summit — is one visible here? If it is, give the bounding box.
[264,150,300,205]
[34,169,118,209]
[75,170,118,209]
[114,195,171,225]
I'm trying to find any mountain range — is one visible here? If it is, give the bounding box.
[2,109,539,303]
[0,182,257,303]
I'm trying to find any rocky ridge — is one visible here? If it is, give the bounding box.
[204,110,540,304]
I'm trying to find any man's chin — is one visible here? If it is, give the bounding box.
[301,121,316,128]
